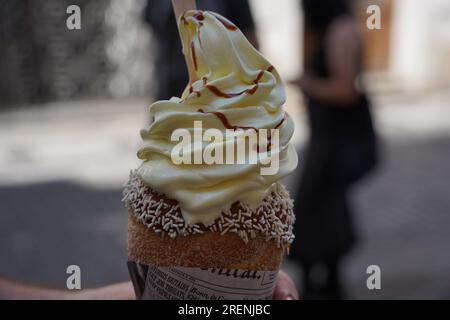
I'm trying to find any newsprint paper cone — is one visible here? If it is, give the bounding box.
[127,261,278,300]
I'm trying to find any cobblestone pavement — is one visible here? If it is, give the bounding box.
[0,91,449,298]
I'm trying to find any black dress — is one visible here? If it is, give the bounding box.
[292,45,376,263]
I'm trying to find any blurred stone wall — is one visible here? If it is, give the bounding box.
[0,0,152,108]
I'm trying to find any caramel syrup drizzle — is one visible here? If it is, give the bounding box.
[197,108,286,152]
[180,12,285,151]
[188,66,274,99]
[184,11,240,75]
[211,12,238,31]
[266,115,286,151]
[182,12,206,72]
[198,108,258,131]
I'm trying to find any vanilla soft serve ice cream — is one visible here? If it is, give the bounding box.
[136,10,298,225]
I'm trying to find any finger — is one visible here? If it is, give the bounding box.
[273,270,299,300]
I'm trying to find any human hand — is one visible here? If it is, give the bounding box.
[1,270,299,300]
[273,270,299,300]
[79,270,299,300]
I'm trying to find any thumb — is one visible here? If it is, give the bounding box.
[273,270,299,300]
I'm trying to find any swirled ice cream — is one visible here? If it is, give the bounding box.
[136,10,298,225]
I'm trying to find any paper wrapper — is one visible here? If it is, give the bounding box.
[127,261,278,300]
[126,206,285,300]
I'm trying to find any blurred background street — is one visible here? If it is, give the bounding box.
[1,0,450,299]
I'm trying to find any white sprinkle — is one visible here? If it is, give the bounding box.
[123,170,295,249]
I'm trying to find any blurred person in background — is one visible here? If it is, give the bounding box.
[144,0,258,100]
[290,0,377,299]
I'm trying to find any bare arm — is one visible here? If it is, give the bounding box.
[0,270,297,300]
[0,278,134,300]
[295,17,361,106]
[0,278,67,300]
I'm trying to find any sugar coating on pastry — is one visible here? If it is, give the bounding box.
[123,171,295,250]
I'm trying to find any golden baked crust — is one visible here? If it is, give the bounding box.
[128,212,283,270]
